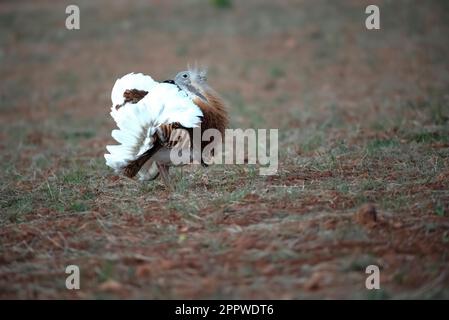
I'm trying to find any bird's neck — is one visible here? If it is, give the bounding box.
[193,89,229,136]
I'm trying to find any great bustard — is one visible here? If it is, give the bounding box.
[105,67,229,189]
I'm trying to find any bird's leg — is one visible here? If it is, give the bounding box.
[156,162,173,191]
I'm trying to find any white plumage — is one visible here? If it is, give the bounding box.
[110,72,157,108]
[104,73,203,179]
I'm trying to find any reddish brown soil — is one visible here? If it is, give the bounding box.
[0,0,448,299]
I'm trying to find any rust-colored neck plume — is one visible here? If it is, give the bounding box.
[193,89,229,137]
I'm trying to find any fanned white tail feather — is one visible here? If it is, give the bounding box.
[105,74,203,178]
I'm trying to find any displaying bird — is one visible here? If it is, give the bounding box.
[104,67,229,189]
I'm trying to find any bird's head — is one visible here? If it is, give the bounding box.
[174,67,208,102]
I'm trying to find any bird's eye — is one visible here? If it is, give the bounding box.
[182,74,188,79]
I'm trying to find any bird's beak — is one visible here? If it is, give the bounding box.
[163,79,175,84]
[196,91,207,102]
[185,83,207,102]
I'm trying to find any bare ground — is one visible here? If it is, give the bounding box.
[0,0,449,299]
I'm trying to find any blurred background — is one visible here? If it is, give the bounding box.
[1,0,448,299]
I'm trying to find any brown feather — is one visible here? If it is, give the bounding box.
[193,90,229,156]
[115,89,148,110]
[193,90,229,137]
